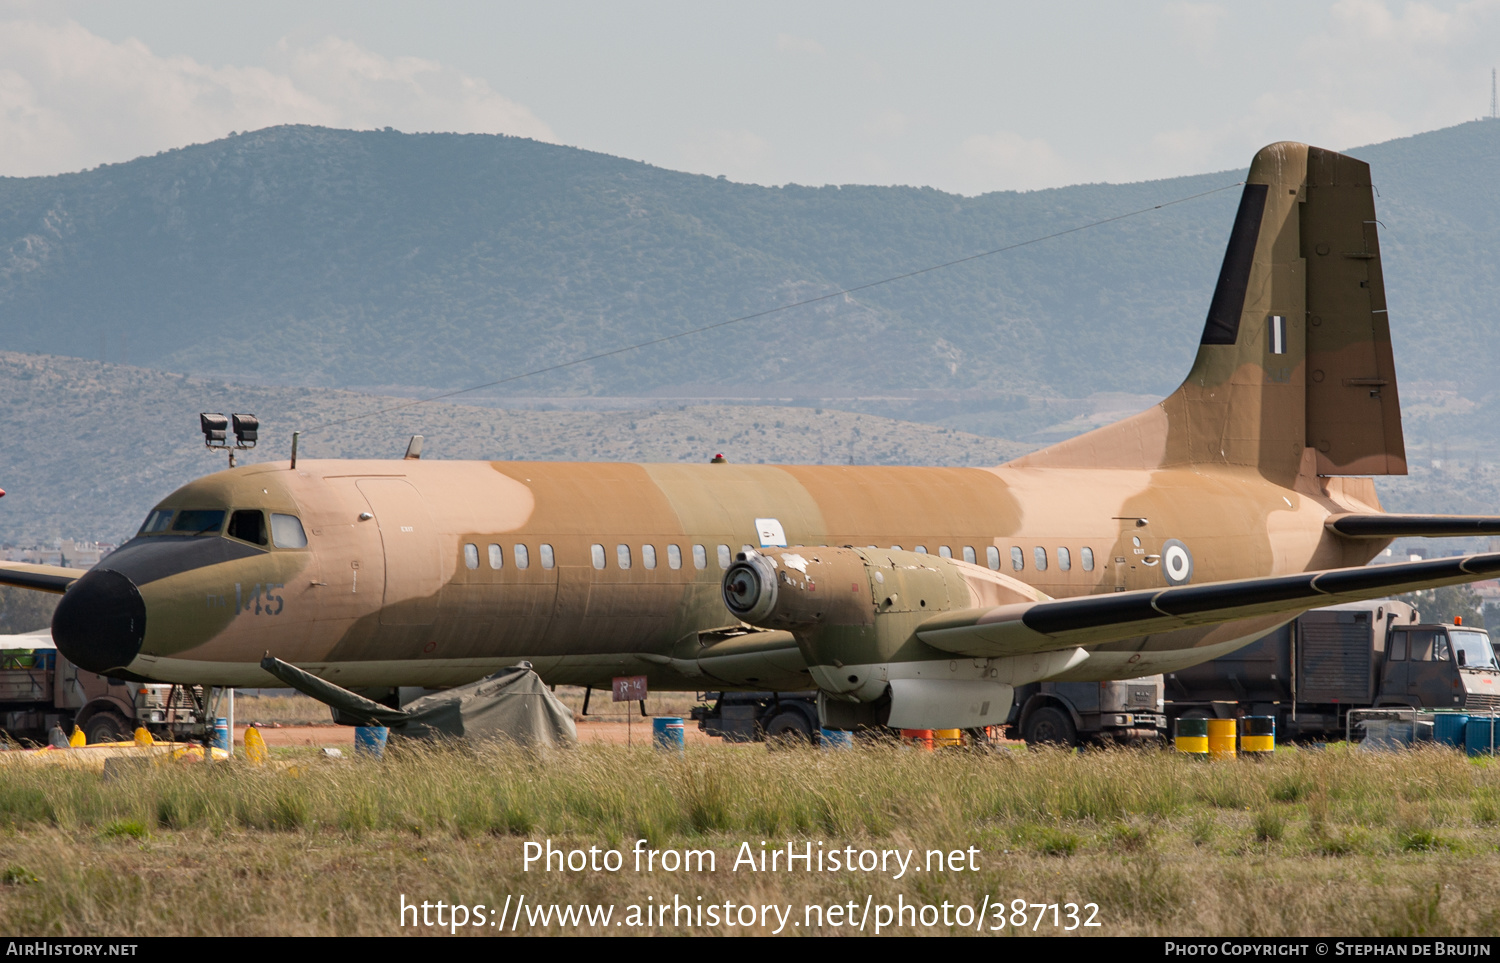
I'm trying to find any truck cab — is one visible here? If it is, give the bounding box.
[1004,677,1166,747]
[1378,622,1500,711]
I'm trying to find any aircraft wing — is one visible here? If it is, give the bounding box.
[1326,514,1500,538]
[917,552,1500,659]
[0,562,87,594]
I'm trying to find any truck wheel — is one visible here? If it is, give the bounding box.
[1022,707,1077,748]
[764,711,814,748]
[84,711,131,745]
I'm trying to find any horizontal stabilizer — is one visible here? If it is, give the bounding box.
[259,655,408,726]
[1326,514,1500,538]
[0,562,87,594]
[917,552,1500,659]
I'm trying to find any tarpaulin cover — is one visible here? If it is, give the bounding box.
[260,656,576,747]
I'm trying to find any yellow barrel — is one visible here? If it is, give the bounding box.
[1240,716,1275,756]
[932,729,963,748]
[1174,718,1209,756]
[1207,718,1237,760]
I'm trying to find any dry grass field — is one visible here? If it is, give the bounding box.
[1,743,1498,937]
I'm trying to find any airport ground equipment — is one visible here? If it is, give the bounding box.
[690,690,822,745]
[1165,600,1500,739]
[0,630,206,744]
[1003,676,1165,748]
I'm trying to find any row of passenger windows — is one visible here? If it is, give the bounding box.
[894,544,1096,573]
[462,542,739,572]
[461,540,1097,574]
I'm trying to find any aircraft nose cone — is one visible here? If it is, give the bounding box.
[52,569,147,675]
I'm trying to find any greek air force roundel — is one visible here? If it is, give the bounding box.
[1162,539,1194,585]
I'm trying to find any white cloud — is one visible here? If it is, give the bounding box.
[775,33,825,56]
[0,19,556,176]
[958,130,1077,192]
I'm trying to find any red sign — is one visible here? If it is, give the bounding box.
[612,675,647,702]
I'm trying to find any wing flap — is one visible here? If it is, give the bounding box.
[0,562,87,594]
[918,552,1500,659]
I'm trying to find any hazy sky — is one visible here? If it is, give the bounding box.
[2,0,1498,193]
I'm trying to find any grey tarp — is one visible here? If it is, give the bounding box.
[260,656,577,747]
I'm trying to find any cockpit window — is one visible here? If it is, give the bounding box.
[171,510,226,535]
[139,510,174,535]
[227,510,267,546]
[270,514,309,549]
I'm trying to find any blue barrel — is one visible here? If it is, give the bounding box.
[354,726,388,757]
[820,728,855,749]
[652,717,685,751]
[212,717,230,751]
[1466,717,1499,756]
[1434,712,1470,748]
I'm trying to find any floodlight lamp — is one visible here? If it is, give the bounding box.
[232,413,259,449]
[200,413,229,448]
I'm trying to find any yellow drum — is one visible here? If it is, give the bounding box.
[1174,718,1209,756]
[1207,718,1237,760]
[932,729,963,748]
[1241,716,1275,756]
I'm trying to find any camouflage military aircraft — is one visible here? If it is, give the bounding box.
[6,141,1500,730]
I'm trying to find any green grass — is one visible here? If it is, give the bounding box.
[1,742,1499,935]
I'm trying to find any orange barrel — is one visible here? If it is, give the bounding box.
[1240,716,1275,756]
[1207,718,1237,760]
[932,728,963,748]
[1174,718,1209,756]
[901,729,934,751]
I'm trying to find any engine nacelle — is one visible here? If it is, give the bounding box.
[723,547,1074,730]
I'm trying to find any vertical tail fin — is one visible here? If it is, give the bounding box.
[1014,142,1406,480]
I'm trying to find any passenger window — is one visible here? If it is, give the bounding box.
[514,544,530,569]
[717,544,732,569]
[488,544,504,569]
[617,544,632,569]
[140,509,174,535]
[1034,546,1048,571]
[986,546,1000,570]
[693,544,707,570]
[962,546,976,564]
[1410,630,1437,661]
[1389,632,1408,661]
[938,546,952,558]
[1058,546,1071,571]
[1011,546,1024,571]
[173,509,226,536]
[270,514,308,549]
[463,543,479,570]
[227,510,267,546]
[1082,547,1095,571]
[591,544,606,570]
[667,544,682,570]
[891,545,902,551]
[1435,634,1451,662]
[642,544,657,570]
[540,544,555,569]
[914,545,928,554]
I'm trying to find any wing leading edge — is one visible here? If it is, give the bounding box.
[0,562,87,594]
[918,552,1500,659]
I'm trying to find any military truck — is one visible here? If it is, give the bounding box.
[1004,677,1167,747]
[1164,600,1500,739]
[691,690,822,744]
[0,630,206,744]
[692,678,1166,748]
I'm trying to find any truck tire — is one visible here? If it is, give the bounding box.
[764,711,814,747]
[84,710,131,745]
[1022,707,1077,748]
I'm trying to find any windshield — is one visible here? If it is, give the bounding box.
[169,509,226,536]
[138,509,174,535]
[1451,629,1498,669]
